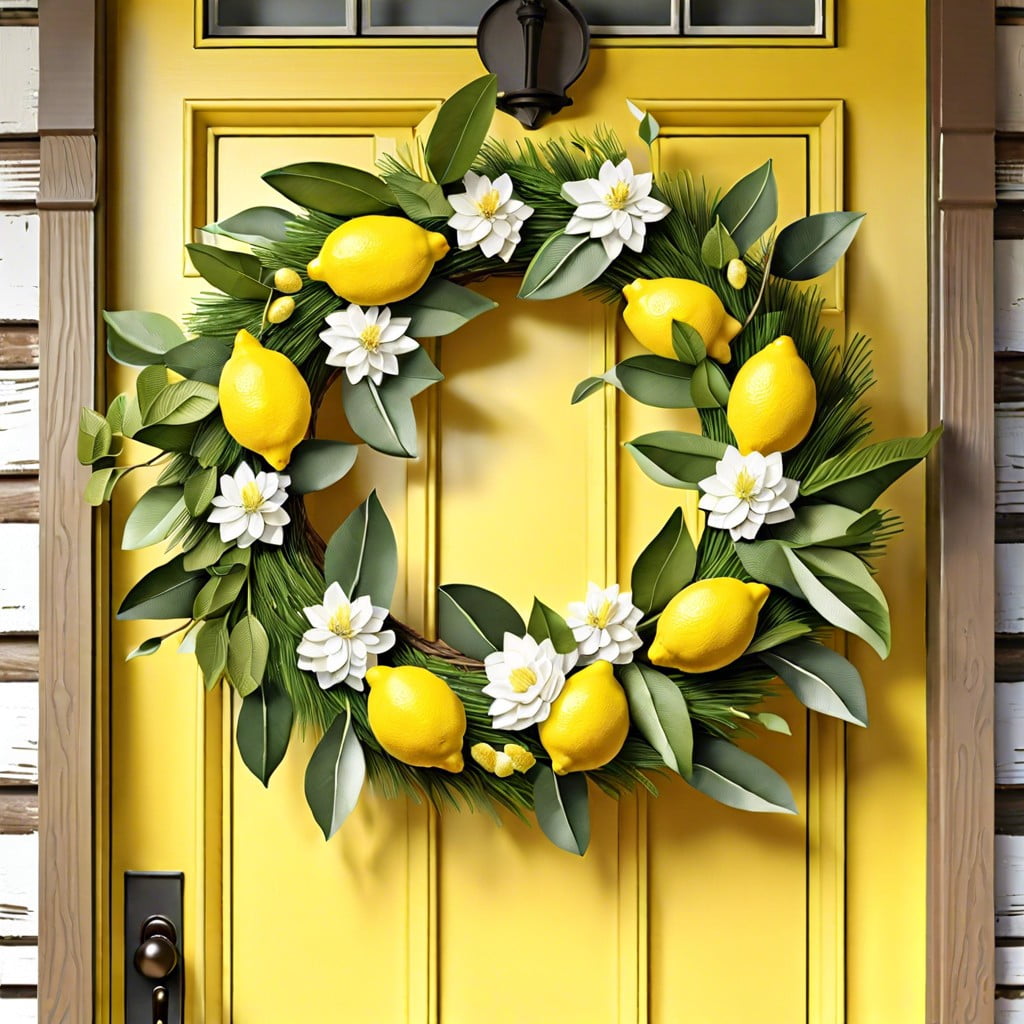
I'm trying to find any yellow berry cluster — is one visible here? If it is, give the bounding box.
[471,742,536,778]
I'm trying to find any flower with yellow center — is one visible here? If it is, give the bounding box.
[319,303,417,385]
[698,445,799,542]
[447,171,534,263]
[566,582,643,666]
[562,157,670,260]
[296,581,395,691]
[482,633,578,731]
[207,461,290,549]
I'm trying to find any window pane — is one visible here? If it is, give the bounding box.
[686,0,822,33]
[362,0,491,31]
[576,0,674,28]
[209,0,351,34]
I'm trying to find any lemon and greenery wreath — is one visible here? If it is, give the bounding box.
[81,76,940,854]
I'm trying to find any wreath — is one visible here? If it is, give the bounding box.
[81,76,940,854]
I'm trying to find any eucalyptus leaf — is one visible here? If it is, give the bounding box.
[304,706,366,841]
[237,679,294,786]
[104,310,186,367]
[163,337,231,386]
[571,377,605,405]
[323,490,398,608]
[184,466,219,517]
[772,211,866,282]
[631,507,696,614]
[671,321,707,366]
[84,466,127,506]
[425,73,498,184]
[391,279,496,337]
[625,431,727,490]
[186,244,272,300]
[619,662,693,777]
[437,584,525,661]
[288,439,359,495]
[227,614,269,697]
[527,599,577,655]
[201,206,293,245]
[688,735,797,814]
[262,162,395,216]
[761,640,868,726]
[701,217,739,269]
[116,554,206,621]
[533,768,590,856]
[196,617,229,690]
[690,359,730,409]
[122,486,186,550]
[612,355,695,409]
[714,160,778,255]
[519,232,612,301]
[78,408,112,465]
[127,636,163,660]
[142,379,220,427]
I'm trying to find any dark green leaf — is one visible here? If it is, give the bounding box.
[390,279,496,337]
[134,422,201,454]
[612,355,695,409]
[78,408,113,465]
[761,640,868,726]
[630,507,697,614]
[122,486,186,550]
[201,206,293,244]
[571,377,605,404]
[237,679,294,786]
[262,162,395,216]
[142,379,220,427]
[735,537,801,594]
[186,244,271,300]
[163,337,231,385]
[196,617,229,690]
[304,706,366,840]
[701,217,739,269]
[625,431,727,490]
[533,767,590,856]
[127,636,163,660]
[104,310,186,367]
[772,211,866,282]
[638,112,659,146]
[323,490,398,608]
[518,232,612,301]
[527,599,577,655]
[714,160,778,256]
[425,73,498,184]
[688,735,797,814]
[670,321,707,366]
[690,360,730,408]
[744,620,812,654]
[619,662,693,777]
[116,554,206,621]
[288,439,358,495]
[437,584,525,661]
[184,466,219,517]
[227,614,269,697]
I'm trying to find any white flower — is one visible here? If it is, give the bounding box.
[296,581,396,691]
[698,446,799,541]
[483,633,578,731]
[207,461,290,548]
[320,304,418,385]
[447,171,534,262]
[566,583,643,666]
[562,158,670,260]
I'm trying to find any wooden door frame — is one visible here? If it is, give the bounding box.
[32,2,995,1020]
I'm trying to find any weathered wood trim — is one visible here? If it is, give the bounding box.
[929,0,996,1019]
[0,140,38,203]
[0,790,37,835]
[0,479,37,523]
[0,639,37,682]
[0,326,38,368]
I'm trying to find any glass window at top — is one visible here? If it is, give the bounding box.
[206,0,824,39]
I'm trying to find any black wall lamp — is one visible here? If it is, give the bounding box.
[477,0,591,130]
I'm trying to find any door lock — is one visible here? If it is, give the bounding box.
[125,873,183,1024]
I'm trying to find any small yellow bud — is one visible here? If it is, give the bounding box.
[471,742,498,773]
[503,743,536,773]
[493,753,515,778]
[274,267,303,294]
[726,258,748,291]
[267,296,295,324]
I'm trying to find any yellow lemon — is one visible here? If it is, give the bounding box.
[622,277,743,364]
[273,267,303,294]
[365,665,466,773]
[727,335,817,455]
[538,661,629,775]
[267,296,295,324]
[218,329,311,471]
[307,215,449,305]
[649,578,770,674]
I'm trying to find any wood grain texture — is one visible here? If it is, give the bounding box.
[0,639,37,682]
[0,141,38,204]
[0,479,38,523]
[0,26,37,135]
[0,213,39,321]
[0,791,36,834]
[0,370,39,473]
[0,525,36,634]
[1000,544,1024,634]
[0,327,38,369]
[0,832,36,939]
[0,682,37,787]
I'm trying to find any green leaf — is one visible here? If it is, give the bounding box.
[527,599,577,655]
[627,100,660,145]
[163,337,231,386]
[134,422,201,454]
[690,360,730,409]
[735,538,801,594]
[390,279,496,337]
[630,507,697,614]
[106,393,130,435]
[84,466,127,506]
[183,531,231,572]
[201,206,293,245]
[183,466,219,517]
[772,211,865,282]
[323,490,398,608]
[304,706,366,841]
[701,217,739,269]
[611,355,695,409]
[437,584,525,661]
[771,503,869,548]
[688,735,797,814]
[192,566,246,620]
[186,244,271,300]
[518,232,612,301]
[122,485,186,550]
[384,170,454,220]
[670,321,707,365]
[116,554,205,621]
[425,73,498,184]
[127,636,163,660]
[625,431,727,490]
[798,426,943,511]
[754,712,791,735]
[142,379,220,427]
[136,365,169,422]
[744,620,812,654]
[571,377,605,404]
[533,768,590,856]
[104,310,186,367]
[78,408,113,465]
[714,160,778,256]
[287,439,358,495]
[227,614,269,697]
[263,162,394,216]
[237,679,294,786]
[761,640,868,727]
[196,617,229,690]
[619,662,693,778]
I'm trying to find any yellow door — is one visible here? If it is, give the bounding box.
[101,3,929,1021]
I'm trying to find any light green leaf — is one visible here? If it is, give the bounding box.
[701,217,739,269]
[142,379,219,427]
[288,439,358,495]
[106,393,130,435]
[533,768,590,856]
[227,614,269,697]
[201,206,293,245]
[323,490,398,608]
[116,554,206,621]
[192,566,246,620]
[690,359,731,409]
[136,365,169,423]
[744,620,812,654]
[84,466,127,506]
[772,211,865,282]
[754,712,791,735]
[771,503,869,547]
[437,584,525,661]
[184,466,219,517]
[619,662,693,777]
[518,231,612,301]
[761,639,868,726]
[612,355,695,409]
[196,617,229,690]
[391,279,496,337]
[425,73,498,184]
[527,599,577,655]
[183,531,231,572]
[304,706,366,841]
[571,377,605,405]
[134,422,201,454]
[384,170,454,220]
[630,507,696,614]
[262,162,395,216]
[688,735,797,814]
[127,636,163,660]
[122,486,186,550]
[670,321,707,365]
[237,679,293,786]
[186,244,272,300]
[78,408,113,465]
[625,431,727,490]
[120,396,143,439]
[714,160,778,255]
[104,310,186,367]
[163,337,231,386]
